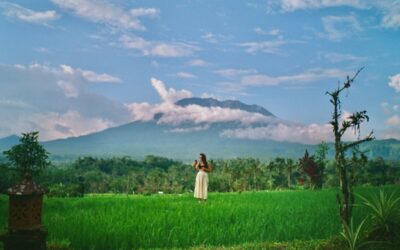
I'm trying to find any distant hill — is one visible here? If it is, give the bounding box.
[39,121,313,161]
[1,98,400,162]
[0,135,19,152]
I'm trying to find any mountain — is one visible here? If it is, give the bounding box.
[1,98,400,162]
[176,97,275,117]
[41,121,311,161]
[0,135,19,153]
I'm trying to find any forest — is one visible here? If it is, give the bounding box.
[1,145,399,197]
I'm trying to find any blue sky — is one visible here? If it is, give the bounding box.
[0,0,399,142]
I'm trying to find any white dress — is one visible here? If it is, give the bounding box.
[194,169,208,199]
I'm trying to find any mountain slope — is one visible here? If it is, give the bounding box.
[43,121,311,161]
[0,135,19,153]
[176,97,275,117]
[1,98,400,162]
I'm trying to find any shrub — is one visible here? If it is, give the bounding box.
[358,189,400,244]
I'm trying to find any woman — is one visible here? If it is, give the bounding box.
[193,153,212,203]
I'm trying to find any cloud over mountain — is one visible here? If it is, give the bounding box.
[125,78,358,144]
[0,64,129,140]
[0,64,364,144]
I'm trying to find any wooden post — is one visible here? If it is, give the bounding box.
[0,174,47,250]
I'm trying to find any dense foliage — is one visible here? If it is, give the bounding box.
[1,153,399,196]
[3,131,51,178]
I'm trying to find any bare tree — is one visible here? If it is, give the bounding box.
[326,67,374,226]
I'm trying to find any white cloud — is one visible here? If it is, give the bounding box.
[2,2,59,25]
[0,99,30,109]
[57,80,78,98]
[254,27,281,36]
[279,0,365,12]
[119,34,198,57]
[127,101,273,126]
[52,1,199,58]
[275,0,400,29]
[220,123,331,144]
[220,121,359,144]
[213,68,257,79]
[341,110,352,122]
[217,82,248,95]
[241,68,349,86]
[187,59,209,67]
[125,78,272,125]
[201,33,229,43]
[323,52,367,63]
[201,93,222,99]
[58,64,121,83]
[381,5,400,28]
[269,29,281,36]
[130,8,159,17]
[237,40,295,54]
[13,64,26,70]
[393,105,399,111]
[176,72,196,79]
[124,102,158,122]
[25,111,114,140]
[202,33,218,43]
[241,75,279,86]
[388,74,400,92]
[80,69,121,83]
[124,77,363,144]
[52,0,156,31]
[254,27,266,35]
[386,115,400,126]
[0,63,130,140]
[365,1,400,29]
[150,78,192,103]
[167,124,210,133]
[320,15,362,41]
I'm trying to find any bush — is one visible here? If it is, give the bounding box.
[358,189,400,245]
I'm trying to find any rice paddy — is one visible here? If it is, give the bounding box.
[0,186,393,249]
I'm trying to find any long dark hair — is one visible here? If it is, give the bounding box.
[199,153,208,168]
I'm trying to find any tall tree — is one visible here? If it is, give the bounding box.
[298,150,321,189]
[315,142,329,188]
[3,131,51,178]
[285,159,295,188]
[326,68,374,226]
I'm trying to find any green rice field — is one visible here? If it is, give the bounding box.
[0,186,395,249]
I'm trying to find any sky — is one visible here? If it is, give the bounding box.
[0,0,400,143]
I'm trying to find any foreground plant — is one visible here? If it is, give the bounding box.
[340,218,369,250]
[358,189,400,242]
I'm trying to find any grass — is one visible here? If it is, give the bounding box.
[0,186,395,249]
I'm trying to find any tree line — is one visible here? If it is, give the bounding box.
[1,151,399,197]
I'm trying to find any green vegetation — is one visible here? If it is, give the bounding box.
[2,154,399,196]
[3,131,51,178]
[358,190,400,244]
[1,186,396,250]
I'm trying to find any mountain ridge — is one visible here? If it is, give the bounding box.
[1,97,400,161]
[176,97,275,117]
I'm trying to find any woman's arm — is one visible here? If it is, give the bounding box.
[193,160,199,171]
[205,163,212,173]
